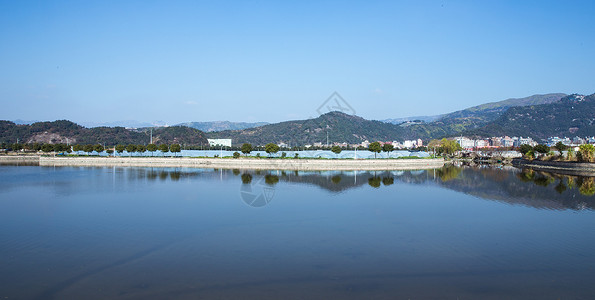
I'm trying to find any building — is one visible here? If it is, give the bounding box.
[207,139,232,147]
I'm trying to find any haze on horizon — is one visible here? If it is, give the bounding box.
[1,1,594,125]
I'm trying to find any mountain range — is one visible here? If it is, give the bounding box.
[2,92,594,146]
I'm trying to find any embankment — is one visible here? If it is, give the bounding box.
[35,156,445,171]
[512,158,595,173]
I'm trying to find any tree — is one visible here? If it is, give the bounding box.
[578,144,595,162]
[241,143,253,156]
[41,143,54,153]
[438,138,461,157]
[106,149,114,156]
[73,144,82,154]
[368,142,382,158]
[265,143,279,157]
[158,144,169,156]
[534,144,550,155]
[554,141,567,156]
[170,144,181,157]
[115,144,125,156]
[233,151,240,159]
[147,144,157,156]
[137,145,146,156]
[126,144,137,156]
[382,143,394,158]
[94,144,104,154]
[519,144,533,156]
[331,145,342,158]
[83,144,94,155]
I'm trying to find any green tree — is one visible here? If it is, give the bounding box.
[233,151,240,158]
[382,143,394,158]
[170,144,181,157]
[147,144,157,156]
[83,144,94,155]
[554,141,568,156]
[331,145,342,158]
[94,144,104,154]
[137,145,146,156]
[41,143,54,153]
[115,144,125,156]
[241,143,253,156]
[126,144,137,156]
[158,144,169,156]
[106,149,114,156]
[265,143,279,157]
[72,144,82,154]
[534,144,550,154]
[368,142,382,158]
[438,138,461,157]
[578,144,595,162]
[519,144,533,156]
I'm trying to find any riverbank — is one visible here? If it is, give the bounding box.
[12,156,448,171]
[512,158,595,173]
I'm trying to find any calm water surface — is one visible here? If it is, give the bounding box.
[1,165,595,299]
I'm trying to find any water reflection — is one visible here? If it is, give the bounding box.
[2,165,594,211]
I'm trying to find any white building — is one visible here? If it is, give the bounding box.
[207,139,232,147]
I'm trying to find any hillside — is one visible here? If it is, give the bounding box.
[0,120,208,146]
[465,93,595,139]
[397,93,567,139]
[177,121,269,132]
[207,111,406,145]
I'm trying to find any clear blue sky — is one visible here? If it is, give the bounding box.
[1,0,594,125]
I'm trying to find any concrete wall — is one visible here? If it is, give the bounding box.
[39,157,445,171]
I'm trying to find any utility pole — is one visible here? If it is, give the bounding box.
[150,128,153,144]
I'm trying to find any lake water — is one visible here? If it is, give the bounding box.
[1,165,595,299]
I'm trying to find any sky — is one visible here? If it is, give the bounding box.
[1,0,594,125]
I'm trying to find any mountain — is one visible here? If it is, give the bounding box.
[77,120,167,128]
[207,111,406,145]
[383,115,443,124]
[395,93,567,140]
[464,93,595,139]
[177,121,269,132]
[0,120,208,146]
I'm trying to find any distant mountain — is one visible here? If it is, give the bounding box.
[177,121,269,132]
[77,120,168,128]
[383,115,443,124]
[0,120,208,145]
[397,93,567,139]
[207,111,405,145]
[464,93,595,139]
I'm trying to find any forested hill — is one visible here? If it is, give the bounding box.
[464,93,595,139]
[0,120,208,145]
[207,111,407,145]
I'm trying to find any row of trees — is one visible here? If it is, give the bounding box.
[236,142,423,159]
[520,142,595,163]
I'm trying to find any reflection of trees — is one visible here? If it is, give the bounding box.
[382,176,394,186]
[579,177,595,196]
[533,173,554,187]
[436,165,461,182]
[241,173,252,184]
[518,169,535,182]
[264,174,279,186]
[232,169,240,176]
[368,177,381,188]
[170,171,181,181]
[555,180,567,194]
[331,175,342,184]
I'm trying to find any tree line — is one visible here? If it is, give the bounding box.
[2,142,182,156]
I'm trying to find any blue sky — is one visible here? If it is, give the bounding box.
[1,1,594,125]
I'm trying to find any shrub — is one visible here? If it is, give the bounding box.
[233,152,240,159]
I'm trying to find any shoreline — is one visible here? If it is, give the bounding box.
[512,158,595,173]
[0,156,448,171]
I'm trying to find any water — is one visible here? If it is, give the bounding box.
[1,165,595,299]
